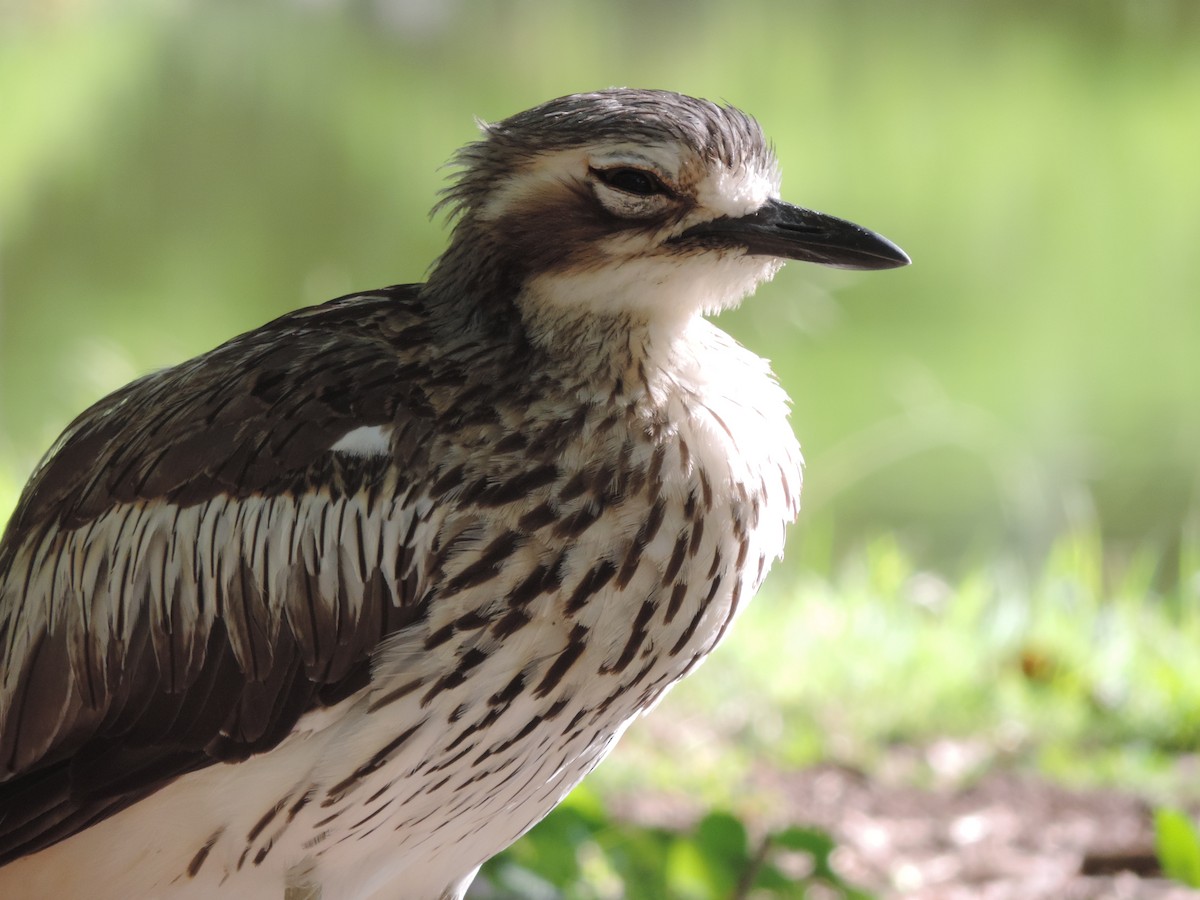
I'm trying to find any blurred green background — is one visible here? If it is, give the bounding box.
[3,0,1198,572]
[2,1,1200,893]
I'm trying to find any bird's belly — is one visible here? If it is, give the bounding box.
[287,503,772,896]
[297,693,637,899]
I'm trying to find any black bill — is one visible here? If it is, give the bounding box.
[675,198,910,270]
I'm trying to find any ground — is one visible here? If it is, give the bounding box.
[612,748,1200,899]
[754,765,1194,899]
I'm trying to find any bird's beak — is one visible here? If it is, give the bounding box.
[676,198,910,270]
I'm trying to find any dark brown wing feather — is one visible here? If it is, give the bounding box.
[0,285,439,863]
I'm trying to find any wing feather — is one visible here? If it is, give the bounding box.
[0,286,443,862]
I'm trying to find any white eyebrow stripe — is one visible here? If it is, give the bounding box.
[592,151,663,169]
[330,425,393,457]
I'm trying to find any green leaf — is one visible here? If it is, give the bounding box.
[695,811,750,868]
[664,839,718,900]
[1155,808,1200,888]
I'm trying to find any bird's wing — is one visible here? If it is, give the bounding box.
[0,285,440,861]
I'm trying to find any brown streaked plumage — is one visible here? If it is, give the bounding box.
[0,89,907,899]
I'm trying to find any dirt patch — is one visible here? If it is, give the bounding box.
[760,763,1189,898]
[615,757,1200,899]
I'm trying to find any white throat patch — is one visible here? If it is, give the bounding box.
[523,251,782,330]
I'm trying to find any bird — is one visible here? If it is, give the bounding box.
[0,88,908,899]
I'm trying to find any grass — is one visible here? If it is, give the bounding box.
[475,526,1200,896]
[596,527,1200,810]
[2,0,1199,564]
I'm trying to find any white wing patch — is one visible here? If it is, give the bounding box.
[330,425,393,457]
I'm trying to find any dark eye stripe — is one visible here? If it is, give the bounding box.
[591,167,670,198]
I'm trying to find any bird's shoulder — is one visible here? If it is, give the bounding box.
[3,285,440,541]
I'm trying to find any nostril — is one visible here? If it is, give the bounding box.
[775,220,826,234]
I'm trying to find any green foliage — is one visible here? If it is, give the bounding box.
[2,0,1200,564]
[474,788,871,899]
[1154,809,1200,888]
[603,527,1200,805]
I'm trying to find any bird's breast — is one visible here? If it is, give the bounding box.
[387,320,803,719]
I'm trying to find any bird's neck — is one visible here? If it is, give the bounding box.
[423,226,697,391]
[423,224,526,330]
[514,280,692,390]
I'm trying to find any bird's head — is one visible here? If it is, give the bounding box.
[429,89,908,334]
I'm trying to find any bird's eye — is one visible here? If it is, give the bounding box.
[592,167,669,197]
